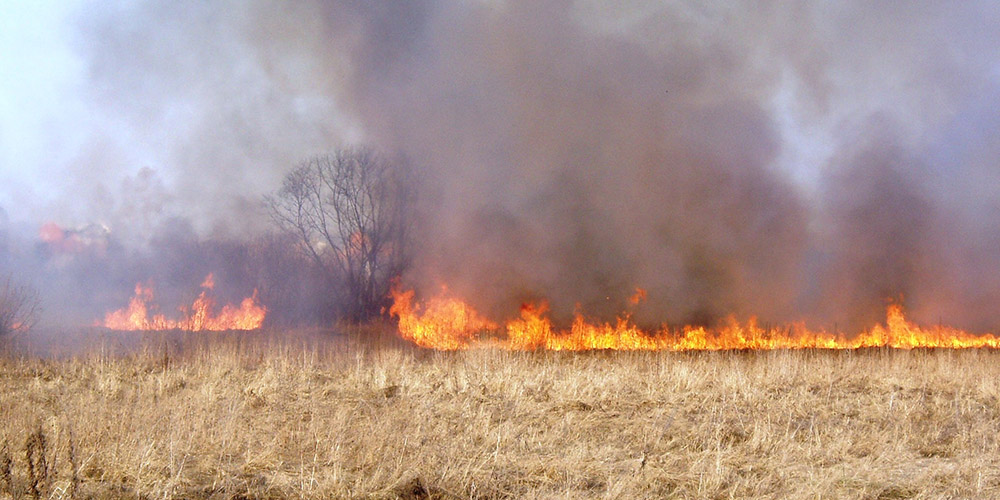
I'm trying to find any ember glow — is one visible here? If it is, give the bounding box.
[102,274,266,331]
[389,287,1000,351]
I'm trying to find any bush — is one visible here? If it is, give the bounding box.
[0,274,40,337]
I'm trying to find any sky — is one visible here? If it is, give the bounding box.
[0,2,990,222]
[0,0,357,236]
[2,1,1000,330]
[0,0,925,228]
[0,0,87,216]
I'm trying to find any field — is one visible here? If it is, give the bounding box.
[2,330,1000,499]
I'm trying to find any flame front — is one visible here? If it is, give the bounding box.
[389,287,497,350]
[389,286,1000,351]
[102,274,266,331]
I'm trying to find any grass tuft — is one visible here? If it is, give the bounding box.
[0,441,11,496]
[24,426,48,499]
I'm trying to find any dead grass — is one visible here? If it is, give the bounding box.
[2,333,1000,499]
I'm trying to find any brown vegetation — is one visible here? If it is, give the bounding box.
[1,335,1000,499]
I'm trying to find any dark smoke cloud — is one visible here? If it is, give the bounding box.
[6,0,1000,331]
[285,0,812,325]
[814,118,937,330]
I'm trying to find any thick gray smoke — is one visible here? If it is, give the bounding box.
[4,1,1000,331]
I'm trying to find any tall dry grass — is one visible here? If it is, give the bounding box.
[1,331,1000,499]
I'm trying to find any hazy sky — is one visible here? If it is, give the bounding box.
[2,1,997,229]
[0,0,87,218]
[5,0,984,229]
[0,0,356,233]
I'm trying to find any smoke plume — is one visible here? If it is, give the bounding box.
[4,1,1000,331]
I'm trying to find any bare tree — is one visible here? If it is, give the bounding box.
[267,147,416,322]
[0,273,40,337]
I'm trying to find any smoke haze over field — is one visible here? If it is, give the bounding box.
[2,1,1000,331]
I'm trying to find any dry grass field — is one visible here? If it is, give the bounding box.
[2,330,1000,499]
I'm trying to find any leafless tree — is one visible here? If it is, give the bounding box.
[0,273,40,337]
[267,147,416,322]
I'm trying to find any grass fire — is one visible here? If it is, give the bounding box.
[101,274,266,331]
[4,1,1000,498]
[390,287,1000,351]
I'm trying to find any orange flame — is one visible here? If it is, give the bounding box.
[102,275,266,331]
[388,287,497,350]
[628,287,647,305]
[200,273,215,289]
[389,286,1000,351]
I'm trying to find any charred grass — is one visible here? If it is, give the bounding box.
[2,333,1000,499]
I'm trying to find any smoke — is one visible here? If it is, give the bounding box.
[814,118,936,330]
[4,0,1000,331]
[292,0,1000,330]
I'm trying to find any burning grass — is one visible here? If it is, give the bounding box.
[390,287,1000,351]
[102,274,266,332]
[1,335,1000,499]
